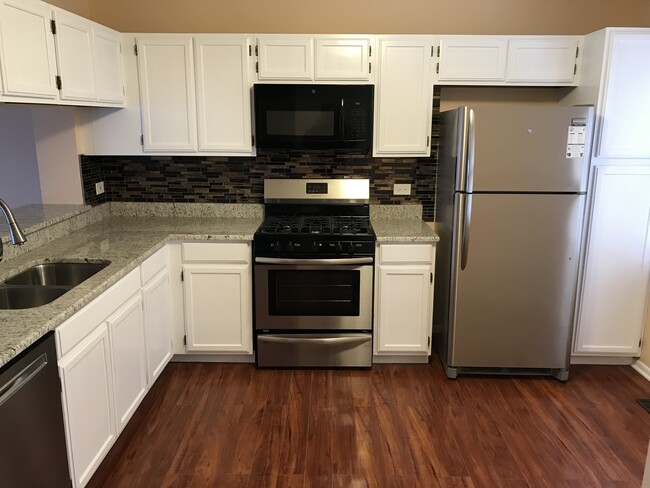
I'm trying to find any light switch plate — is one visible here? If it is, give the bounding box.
[393,183,411,195]
[95,181,105,195]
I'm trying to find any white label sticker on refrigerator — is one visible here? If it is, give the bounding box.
[567,126,586,144]
[567,144,585,158]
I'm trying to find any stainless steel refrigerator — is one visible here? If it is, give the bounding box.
[433,104,594,381]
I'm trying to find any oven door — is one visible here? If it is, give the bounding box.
[254,257,373,331]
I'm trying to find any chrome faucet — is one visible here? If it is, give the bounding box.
[0,198,27,262]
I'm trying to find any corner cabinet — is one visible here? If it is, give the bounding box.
[181,242,253,354]
[373,36,435,157]
[573,165,650,357]
[374,243,436,361]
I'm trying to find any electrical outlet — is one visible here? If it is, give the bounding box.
[393,183,411,196]
[95,181,105,195]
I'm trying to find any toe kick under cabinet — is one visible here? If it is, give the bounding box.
[374,243,436,363]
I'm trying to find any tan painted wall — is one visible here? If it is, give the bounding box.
[48,0,649,34]
[641,302,650,365]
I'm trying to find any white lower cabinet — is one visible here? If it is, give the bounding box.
[59,324,116,488]
[374,243,436,358]
[142,270,173,383]
[573,165,650,357]
[181,241,252,353]
[107,293,147,433]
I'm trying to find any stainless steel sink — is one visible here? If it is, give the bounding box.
[0,286,69,310]
[3,261,110,287]
[0,261,111,309]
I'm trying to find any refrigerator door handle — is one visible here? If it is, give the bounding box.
[460,194,472,270]
[456,107,469,192]
[466,108,476,193]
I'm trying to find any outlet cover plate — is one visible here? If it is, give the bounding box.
[95,181,105,195]
[393,183,411,196]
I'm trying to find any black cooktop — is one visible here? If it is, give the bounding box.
[259,215,372,237]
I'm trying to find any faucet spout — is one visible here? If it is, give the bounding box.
[0,198,27,245]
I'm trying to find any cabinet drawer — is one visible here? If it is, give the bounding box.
[56,268,140,358]
[380,244,434,264]
[182,242,250,263]
[141,246,168,284]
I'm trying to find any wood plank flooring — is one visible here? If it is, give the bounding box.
[89,358,650,488]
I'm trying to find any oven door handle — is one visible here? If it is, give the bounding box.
[254,257,373,265]
[258,335,370,345]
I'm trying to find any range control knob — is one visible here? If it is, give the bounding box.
[311,241,320,253]
[335,242,343,254]
[287,241,294,252]
[346,242,355,254]
[272,241,282,252]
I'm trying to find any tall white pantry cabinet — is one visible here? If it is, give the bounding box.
[563,28,650,361]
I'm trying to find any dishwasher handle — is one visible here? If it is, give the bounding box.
[0,353,48,408]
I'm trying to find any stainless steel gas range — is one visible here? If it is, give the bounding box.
[253,179,375,368]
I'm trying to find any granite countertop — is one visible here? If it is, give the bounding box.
[371,218,440,242]
[0,204,90,244]
[0,215,262,368]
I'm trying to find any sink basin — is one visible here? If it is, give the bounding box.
[0,286,69,310]
[3,261,111,287]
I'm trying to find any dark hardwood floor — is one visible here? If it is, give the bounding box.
[89,357,650,488]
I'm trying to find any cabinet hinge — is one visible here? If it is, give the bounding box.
[430,272,433,283]
[369,62,372,74]
[140,134,144,146]
[255,61,259,73]
[640,338,643,348]
[369,45,372,57]
[181,270,184,281]
[183,335,187,346]
[122,85,125,96]
[427,336,431,347]
[426,136,430,147]
[248,45,252,56]
[430,45,434,57]
[255,44,259,56]
[575,46,579,58]
[436,63,439,74]
[55,75,62,90]
[437,45,440,57]
[574,64,577,75]
[134,44,138,56]
[50,19,56,35]
[252,134,255,146]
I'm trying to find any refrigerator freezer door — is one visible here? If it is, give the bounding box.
[447,193,585,369]
[466,105,594,193]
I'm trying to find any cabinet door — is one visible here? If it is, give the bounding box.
[257,37,313,80]
[0,0,58,98]
[374,37,434,156]
[59,324,116,488]
[52,9,96,101]
[506,37,578,83]
[597,31,650,159]
[574,166,650,356]
[143,271,173,384]
[376,264,433,353]
[194,35,253,153]
[438,36,507,82]
[315,37,371,81]
[94,24,124,103]
[136,36,197,152]
[183,264,252,353]
[108,293,147,434]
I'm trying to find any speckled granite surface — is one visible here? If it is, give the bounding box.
[0,215,261,368]
[109,202,264,219]
[0,204,91,244]
[371,219,440,242]
[370,204,422,220]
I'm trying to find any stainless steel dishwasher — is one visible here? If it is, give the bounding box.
[0,331,71,487]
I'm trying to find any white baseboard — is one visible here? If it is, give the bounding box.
[373,355,429,364]
[632,360,650,383]
[571,355,635,365]
[171,354,255,363]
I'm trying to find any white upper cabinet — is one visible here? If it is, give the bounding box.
[257,36,313,80]
[597,30,650,159]
[315,37,371,81]
[194,35,253,153]
[93,25,124,103]
[506,37,579,83]
[52,8,96,101]
[255,35,375,82]
[136,35,198,152]
[437,36,507,82]
[437,35,579,85]
[0,0,58,98]
[374,36,435,156]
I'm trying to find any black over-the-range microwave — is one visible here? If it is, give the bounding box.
[253,84,374,151]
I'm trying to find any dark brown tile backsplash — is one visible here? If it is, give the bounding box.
[81,88,440,220]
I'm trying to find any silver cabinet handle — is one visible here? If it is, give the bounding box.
[258,335,370,346]
[460,194,472,271]
[255,257,373,265]
[0,353,48,407]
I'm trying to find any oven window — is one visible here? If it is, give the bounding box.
[268,270,360,316]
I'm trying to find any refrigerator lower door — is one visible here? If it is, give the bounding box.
[448,193,585,371]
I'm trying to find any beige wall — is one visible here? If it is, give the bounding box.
[48,0,649,34]
[641,302,650,365]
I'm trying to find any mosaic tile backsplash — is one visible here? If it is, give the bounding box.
[81,89,440,221]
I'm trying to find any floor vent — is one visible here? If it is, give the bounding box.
[636,399,650,413]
